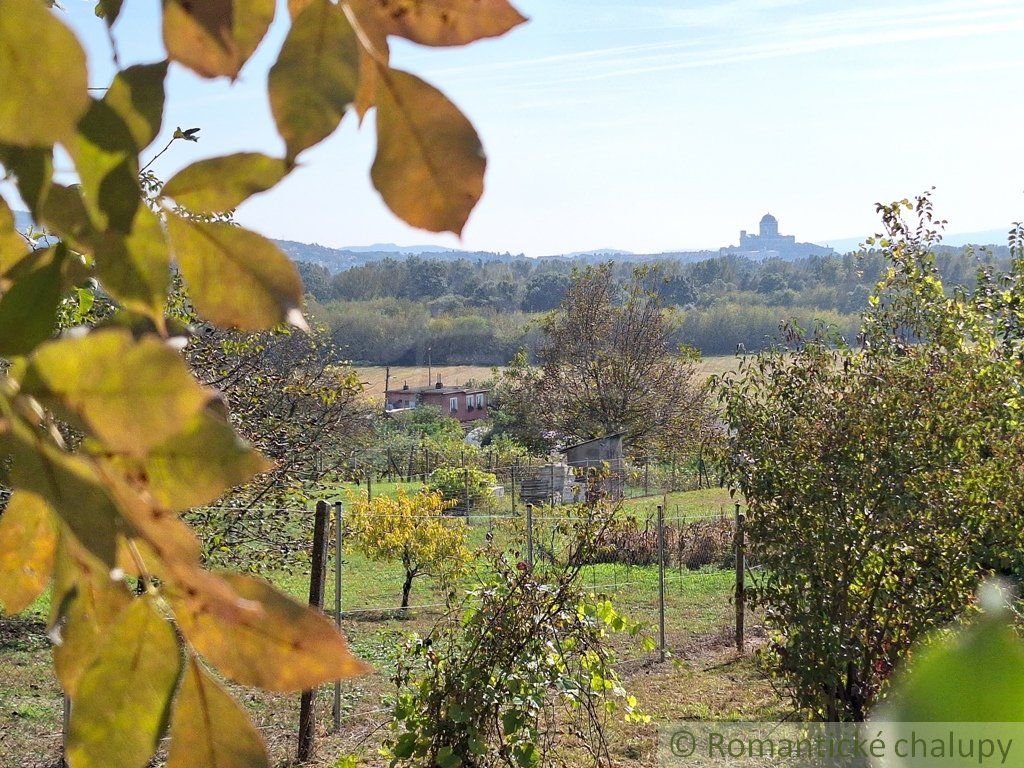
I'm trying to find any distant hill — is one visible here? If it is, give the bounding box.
[941,229,1014,248]
[819,228,1013,254]
[554,248,634,259]
[10,209,1015,270]
[341,243,463,254]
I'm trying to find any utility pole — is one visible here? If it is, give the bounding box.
[383,365,390,415]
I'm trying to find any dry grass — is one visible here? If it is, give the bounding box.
[356,365,497,400]
[357,356,742,402]
[694,354,744,379]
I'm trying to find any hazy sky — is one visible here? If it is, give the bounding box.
[30,0,1024,254]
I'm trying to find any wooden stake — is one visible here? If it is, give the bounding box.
[297,501,329,762]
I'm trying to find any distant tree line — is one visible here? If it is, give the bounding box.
[297,245,1010,364]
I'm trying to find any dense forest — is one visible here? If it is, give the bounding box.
[297,244,1010,365]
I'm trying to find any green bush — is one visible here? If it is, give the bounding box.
[385,509,647,767]
[721,199,1024,720]
[427,466,499,514]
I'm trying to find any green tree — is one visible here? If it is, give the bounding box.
[498,264,713,456]
[721,195,1024,720]
[428,465,499,514]
[345,488,469,610]
[386,501,648,768]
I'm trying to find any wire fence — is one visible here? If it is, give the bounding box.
[333,454,721,520]
[0,480,754,766]
[300,496,754,743]
[356,446,714,491]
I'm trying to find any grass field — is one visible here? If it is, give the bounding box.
[0,487,778,768]
[356,355,744,402]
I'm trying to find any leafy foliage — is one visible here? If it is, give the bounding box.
[882,585,1024,723]
[298,241,1009,365]
[495,264,715,456]
[721,195,1024,720]
[345,488,469,609]
[0,0,524,764]
[385,502,647,768]
[427,464,499,514]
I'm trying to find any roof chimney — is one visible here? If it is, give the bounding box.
[435,379,443,389]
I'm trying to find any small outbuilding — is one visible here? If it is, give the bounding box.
[559,433,626,500]
[561,433,625,469]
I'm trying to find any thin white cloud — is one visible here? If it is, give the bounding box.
[421,0,1024,89]
[524,18,1024,88]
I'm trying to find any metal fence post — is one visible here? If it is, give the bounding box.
[298,500,330,762]
[510,462,517,515]
[657,503,666,662]
[549,462,555,509]
[526,503,534,568]
[735,502,746,654]
[332,500,343,732]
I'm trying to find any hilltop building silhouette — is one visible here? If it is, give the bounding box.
[721,213,833,260]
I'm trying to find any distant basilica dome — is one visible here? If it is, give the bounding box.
[724,212,833,261]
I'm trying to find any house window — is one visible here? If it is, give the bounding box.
[450,396,458,413]
[476,393,485,408]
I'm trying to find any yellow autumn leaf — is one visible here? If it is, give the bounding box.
[350,0,527,47]
[103,62,169,151]
[353,45,382,124]
[162,0,275,80]
[92,205,171,320]
[3,404,121,567]
[268,0,359,161]
[0,195,27,276]
[166,215,305,331]
[142,407,272,512]
[167,656,269,768]
[100,464,203,569]
[39,183,99,256]
[0,244,66,356]
[170,572,370,692]
[49,534,132,697]
[0,0,90,147]
[0,490,56,613]
[371,67,485,235]
[70,99,141,234]
[162,152,288,214]
[19,329,210,456]
[0,144,54,220]
[67,598,182,768]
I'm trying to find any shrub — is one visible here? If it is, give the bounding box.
[385,506,648,767]
[720,198,1024,720]
[677,517,734,570]
[584,516,734,569]
[427,465,498,515]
